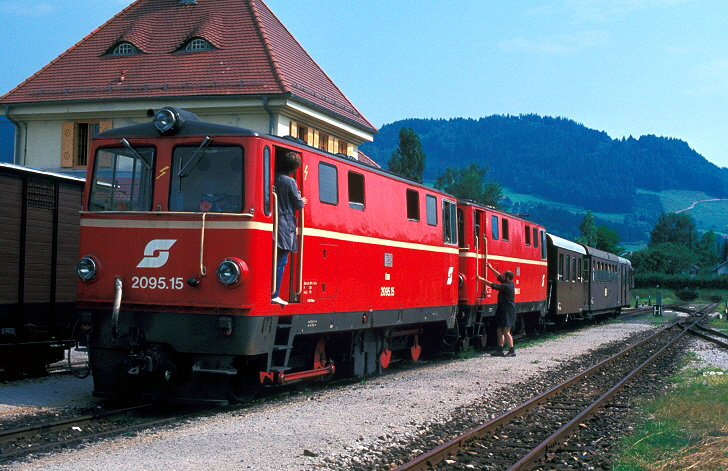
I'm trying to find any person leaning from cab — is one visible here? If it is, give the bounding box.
[272,151,307,306]
[483,261,517,357]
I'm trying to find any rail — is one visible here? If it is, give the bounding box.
[394,311,707,471]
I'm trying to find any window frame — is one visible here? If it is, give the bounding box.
[318,162,339,206]
[426,195,437,226]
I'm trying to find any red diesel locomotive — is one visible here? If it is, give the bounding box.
[456,201,548,347]
[74,107,588,405]
[76,107,467,404]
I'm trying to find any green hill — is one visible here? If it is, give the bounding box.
[360,115,728,246]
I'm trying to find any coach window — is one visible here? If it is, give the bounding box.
[406,189,419,220]
[501,218,509,241]
[169,145,243,212]
[577,258,582,282]
[443,200,457,245]
[558,254,564,281]
[348,171,365,210]
[525,225,531,246]
[565,255,571,282]
[572,257,577,282]
[491,215,499,240]
[318,162,338,205]
[426,195,437,226]
[263,147,271,216]
[582,259,589,283]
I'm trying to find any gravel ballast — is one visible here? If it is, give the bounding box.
[2,315,726,471]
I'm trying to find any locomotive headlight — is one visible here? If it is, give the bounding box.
[153,108,179,135]
[216,258,249,287]
[77,256,99,282]
[153,106,200,136]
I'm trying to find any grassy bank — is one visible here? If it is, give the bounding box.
[631,288,728,307]
[612,317,728,470]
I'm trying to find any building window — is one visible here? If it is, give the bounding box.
[61,120,111,168]
[110,42,138,55]
[183,38,213,51]
[289,121,350,156]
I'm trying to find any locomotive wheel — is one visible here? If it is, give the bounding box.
[410,334,421,362]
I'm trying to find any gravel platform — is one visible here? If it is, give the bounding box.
[2,314,726,471]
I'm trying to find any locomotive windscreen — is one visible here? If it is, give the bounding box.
[89,146,154,211]
[169,145,244,213]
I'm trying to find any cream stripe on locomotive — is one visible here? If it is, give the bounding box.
[80,218,459,255]
[459,250,548,267]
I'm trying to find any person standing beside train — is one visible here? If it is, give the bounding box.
[483,261,517,357]
[272,151,307,306]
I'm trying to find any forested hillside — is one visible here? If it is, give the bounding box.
[360,115,728,244]
[360,115,728,214]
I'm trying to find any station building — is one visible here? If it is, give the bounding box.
[0,0,378,177]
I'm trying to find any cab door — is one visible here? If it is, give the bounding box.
[474,209,487,298]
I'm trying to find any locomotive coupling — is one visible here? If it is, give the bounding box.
[124,345,176,380]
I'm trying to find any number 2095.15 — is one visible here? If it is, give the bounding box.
[132,276,184,290]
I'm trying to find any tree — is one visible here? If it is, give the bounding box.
[575,211,598,247]
[595,226,624,255]
[629,243,693,275]
[388,127,426,182]
[433,163,503,207]
[695,230,721,272]
[648,212,697,248]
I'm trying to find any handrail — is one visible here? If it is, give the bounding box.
[271,192,279,296]
[199,212,207,277]
[295,203,304,296]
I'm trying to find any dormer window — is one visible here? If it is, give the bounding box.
[110,42,139,55]
[183,38,213,52]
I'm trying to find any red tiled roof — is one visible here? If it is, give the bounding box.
[356,150,380,168]
[1,0,375,133]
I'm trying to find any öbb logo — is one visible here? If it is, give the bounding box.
[137,239,177,268]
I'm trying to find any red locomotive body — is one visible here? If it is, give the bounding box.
[77,108,459,404]
[455,201,548,346]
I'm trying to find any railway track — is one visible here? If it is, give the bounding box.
[393,304,718,471]
[0,402,217,464]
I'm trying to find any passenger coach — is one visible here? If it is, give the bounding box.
[546,234,633,325]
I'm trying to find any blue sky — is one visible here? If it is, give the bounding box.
[2,0,726,168]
